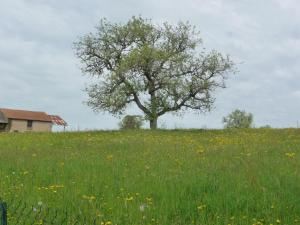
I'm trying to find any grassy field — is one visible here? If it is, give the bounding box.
[0,129,300,225]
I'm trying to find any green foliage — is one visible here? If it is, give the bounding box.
[223,109,253,128]
[260,125,272,129]
[119,115,143,130]
[74,16,235,129]
[0,130,300,224]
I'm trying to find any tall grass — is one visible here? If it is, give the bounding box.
[0,129,299,224]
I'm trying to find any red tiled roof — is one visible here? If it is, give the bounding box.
[0,108,52,122]
[49,115,68,126]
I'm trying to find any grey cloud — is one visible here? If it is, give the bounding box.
[1,0,300,129]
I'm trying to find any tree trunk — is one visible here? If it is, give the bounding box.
[149,118,158,129]
[149,80,158,130]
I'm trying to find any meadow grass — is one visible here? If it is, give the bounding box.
[0,129,299,225]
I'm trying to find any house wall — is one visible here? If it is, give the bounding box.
[32,121,52,132]
[9,119,52,132]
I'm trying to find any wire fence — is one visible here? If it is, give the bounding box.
[0,199,108,225]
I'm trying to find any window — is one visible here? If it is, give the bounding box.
[27,120,33,129]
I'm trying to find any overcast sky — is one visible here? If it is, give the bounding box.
[1,0,300,130]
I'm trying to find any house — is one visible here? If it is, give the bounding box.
[0,108,67,132]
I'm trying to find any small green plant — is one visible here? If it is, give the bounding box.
[223,109,253,128]
[119,115,144,129]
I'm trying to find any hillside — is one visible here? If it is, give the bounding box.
[0,129,299,225]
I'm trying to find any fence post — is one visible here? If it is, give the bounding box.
[0,201,7,225]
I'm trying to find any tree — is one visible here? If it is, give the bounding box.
[223,109,253,128]
[260,125,271,129]
[119,115,144,129]
[74,16,235,129]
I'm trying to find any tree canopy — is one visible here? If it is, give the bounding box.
[223,109,253,129]
[74,16,235,129]
[119,115,144,130]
